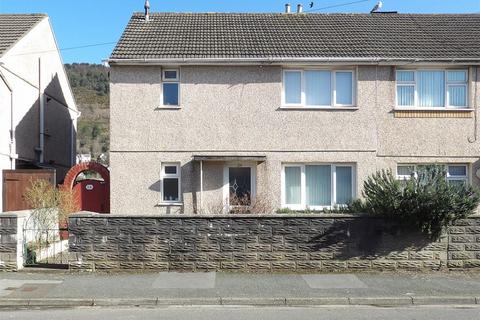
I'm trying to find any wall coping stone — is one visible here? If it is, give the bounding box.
[69,211,369,219]
[0,210,33,218]
[69,211,480,219]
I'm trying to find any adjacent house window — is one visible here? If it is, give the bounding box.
[283,69,355,108]
[396,164,468,185]
[396,69,468,108]
[162,69,179,106]
[161,163,181,203]
[447,165,468,185]
[282,164,355,209]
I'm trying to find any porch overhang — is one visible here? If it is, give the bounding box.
[192,155,266,162]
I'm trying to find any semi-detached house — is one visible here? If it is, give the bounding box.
[108,11,480,214]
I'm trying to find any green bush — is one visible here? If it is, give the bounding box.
[349,165,480,239]
[25,244,37,265]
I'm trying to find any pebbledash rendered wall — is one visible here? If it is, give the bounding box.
[68,213,480,272]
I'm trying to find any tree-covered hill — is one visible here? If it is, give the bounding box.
[65,63,109,163]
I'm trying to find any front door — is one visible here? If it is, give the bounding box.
[228,167,252,206]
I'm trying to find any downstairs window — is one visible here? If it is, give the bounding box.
[161,163,181,203]
[396,164,468,185]
[282,164,355,210]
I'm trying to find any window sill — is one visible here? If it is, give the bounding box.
[282,205,347,211]
[279,106,358,111]
[155,202,183,207]
[394,107,473,112]
[154,106,181,110]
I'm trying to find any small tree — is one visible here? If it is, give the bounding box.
[349,165,480,239]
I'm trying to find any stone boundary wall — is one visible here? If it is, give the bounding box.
[0,215,18,271]
[0,211,31,271]
[447,218,480,268]
[68,213,480,272]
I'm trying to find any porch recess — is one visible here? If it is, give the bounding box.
[192,155,266,213]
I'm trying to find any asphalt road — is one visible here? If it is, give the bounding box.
[1,306,480,320]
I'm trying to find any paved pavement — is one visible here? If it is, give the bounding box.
[1,306,480,320]
[0,270,480,307]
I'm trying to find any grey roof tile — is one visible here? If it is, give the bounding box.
[0,14,46,57]
[110,13,480,61]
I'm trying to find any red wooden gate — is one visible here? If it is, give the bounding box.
[63,162,109,213]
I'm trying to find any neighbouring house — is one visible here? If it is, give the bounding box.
[76,153,92,164]
[108,9,480,215]
[0,14,78,211]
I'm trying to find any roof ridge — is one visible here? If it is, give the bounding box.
[0,13,47,16]
[131,11,480,16]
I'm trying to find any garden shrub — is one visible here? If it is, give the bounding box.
[349,165,480,239]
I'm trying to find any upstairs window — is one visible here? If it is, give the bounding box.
[283,69,355,108]
[396,69,468,108]
[161,163,181,203]
[162,69,179,106]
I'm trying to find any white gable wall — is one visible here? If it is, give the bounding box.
[0,17,78,211]
[0,77,12,211]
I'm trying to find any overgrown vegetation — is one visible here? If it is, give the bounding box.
[349,165,480,239]
[202,194,275,214]
[24,179,79,234]
[65,63,109,163]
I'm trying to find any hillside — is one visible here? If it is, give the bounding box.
[65,63,109,164]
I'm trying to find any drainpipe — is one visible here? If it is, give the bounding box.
[69,109,81,166]
[468,66,478,143]
[200,160,203,214]
[9,87,14,169]
[70,119,75,166]
[38,57,44,163]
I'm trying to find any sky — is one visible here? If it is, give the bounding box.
[1,0,480,64]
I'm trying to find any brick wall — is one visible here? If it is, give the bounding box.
[67,213,480,272]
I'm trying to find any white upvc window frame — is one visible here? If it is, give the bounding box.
[281,163,306,210]
[160,68,180,107]
[446,69,468,108]
[160,162,182,204]
[396,163,469,185]
[395,70,416,108]
[396,164,416,180]
[395,68,469,109]
[281,68,356,109]
[333,70,355,107]
[281,163,356,210]
[446,164,469,185]
[282,69,304,107]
